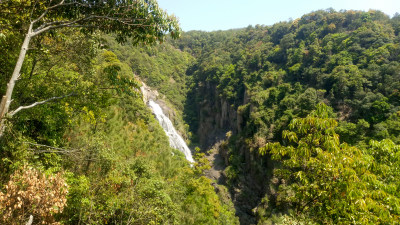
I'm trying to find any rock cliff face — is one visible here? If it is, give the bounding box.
[194,81,252,147]
[195,81,242,148]
[192,82,268,225]
[141,82,176,120]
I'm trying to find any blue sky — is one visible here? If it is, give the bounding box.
[157,0,400,31]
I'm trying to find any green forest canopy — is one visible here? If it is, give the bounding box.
[0,0,238,224]
[1,5,400,224]
[168,9,400,224]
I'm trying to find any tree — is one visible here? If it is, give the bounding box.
[0,0,180,136]
[260,103,400,223]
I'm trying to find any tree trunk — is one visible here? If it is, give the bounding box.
[0,23,33,136]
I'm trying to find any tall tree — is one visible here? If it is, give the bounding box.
[260,103,400,223]
[0,0,180,136]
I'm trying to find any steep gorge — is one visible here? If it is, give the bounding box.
[106,9,400,224]
[188,82,269,224]
[174,9,400,224]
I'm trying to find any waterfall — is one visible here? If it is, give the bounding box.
[148,100,195,163]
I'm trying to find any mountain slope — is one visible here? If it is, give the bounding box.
[171,9,400,224]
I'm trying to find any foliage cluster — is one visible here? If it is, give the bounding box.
[0,166,68,224]
[172,9,400,223]
[105,36,194,110]
[3,2,400,223]
[0,2,238,223]
[104,35,196,140]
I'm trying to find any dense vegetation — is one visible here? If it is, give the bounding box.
[171,9,400,224]
[2,2,400,224]
[104,36,195,139]
[0,0,238,224]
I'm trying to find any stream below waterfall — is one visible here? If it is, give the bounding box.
[148,99,195,163]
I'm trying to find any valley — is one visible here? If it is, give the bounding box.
[1,4,400,224]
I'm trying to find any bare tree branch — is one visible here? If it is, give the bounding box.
[32,14,152,37]
[29,0,39,22]
[9,92,75,116]
[24,142,80,154]
[25,142,100,162]
[32,0,65,24]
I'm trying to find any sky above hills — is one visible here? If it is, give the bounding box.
[158,0,400,31]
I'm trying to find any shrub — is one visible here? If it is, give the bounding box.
[0,166,68,224]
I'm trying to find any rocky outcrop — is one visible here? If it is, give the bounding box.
[140,81,160,103]
[196,82,240,149]
[194,82,268,225]
[140,82,176,120]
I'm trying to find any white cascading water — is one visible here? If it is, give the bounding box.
[148,100,195,163]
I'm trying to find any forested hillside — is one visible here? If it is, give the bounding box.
[171,9,400,224]
[0,0,238,224]
[2,2,400,224]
